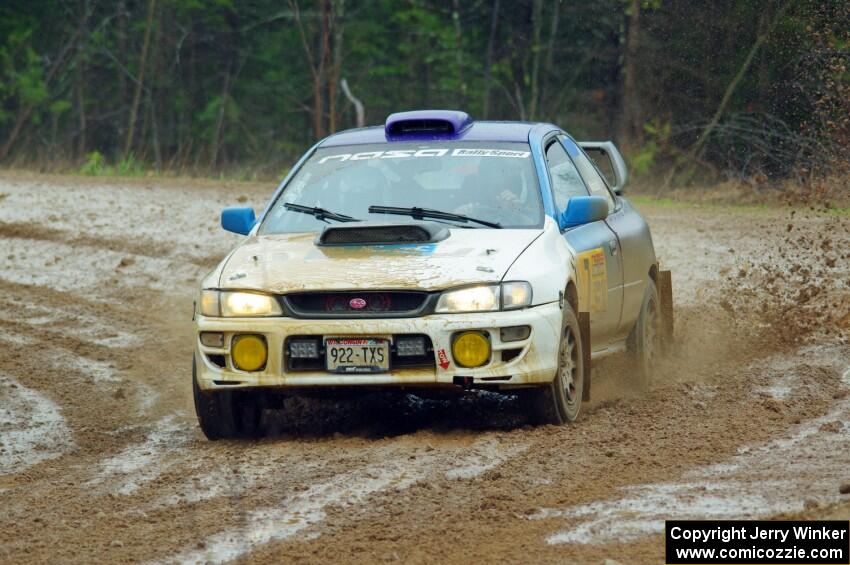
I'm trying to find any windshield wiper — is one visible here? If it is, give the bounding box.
[284,203,360,223]
[367,205,502,229]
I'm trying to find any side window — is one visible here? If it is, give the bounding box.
[545,140,588,211]
[570,148,616,212]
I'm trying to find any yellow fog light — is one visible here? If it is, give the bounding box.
[451,332,491,368]
[231,335,267,372]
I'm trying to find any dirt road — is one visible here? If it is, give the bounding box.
[0,174,848,564]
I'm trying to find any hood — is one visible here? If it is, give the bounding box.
[217,228,543,293]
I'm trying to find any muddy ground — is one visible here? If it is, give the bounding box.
[0,173,848,564]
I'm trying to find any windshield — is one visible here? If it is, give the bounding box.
[259,141,543,234]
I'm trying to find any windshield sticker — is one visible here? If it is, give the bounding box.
[318,148,530,164]
[450,148,530,158]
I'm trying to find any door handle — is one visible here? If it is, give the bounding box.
[608,239,619,255]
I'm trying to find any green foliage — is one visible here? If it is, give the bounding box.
[0,29,47,123]
[0,0,845,183]
[630,120,671,175]
[115,154,144,176]
[79,151,145,177]
[48,99,71,116]
[79,151,106,175]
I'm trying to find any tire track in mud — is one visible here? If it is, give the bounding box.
[0,371,74,475]
[535,349,850,545]
[160,437,530,565]
[86,415,192,496]
[0,422,530,563]
[0,237,204,294]
[0,220,225,270]
[0,282,163,421]
[0,220,172,261]
[0,178,249,271]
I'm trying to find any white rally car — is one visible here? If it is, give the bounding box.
[193,110,672,439]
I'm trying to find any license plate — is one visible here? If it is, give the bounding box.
[325,338,390,373]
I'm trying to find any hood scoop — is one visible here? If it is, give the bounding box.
[316,221,449,246]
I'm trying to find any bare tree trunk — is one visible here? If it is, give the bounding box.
[210,62,231,170]
[514,81,526,121]
[117,0,128,122]
[124,0,157,158]
[147,6,163,171]
[340,78,364,127]
[687,1,791,160]
[326,0,342,133]
[528,0,543,120]
[147,92,161,170]
[541,0,560,116]
[482,0,500,119]
[292,0,326,139]
[317,0,330,137]
[620,0,642,149]
[75,0,89,160]
[451,0,467,107]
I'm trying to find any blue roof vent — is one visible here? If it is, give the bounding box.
[385,110,473,140]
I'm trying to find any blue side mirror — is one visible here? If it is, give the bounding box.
[559,196,608,230]
[221,207,257,235]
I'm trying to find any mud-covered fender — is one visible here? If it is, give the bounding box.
[503,216,576,307]
[504,217,591,398]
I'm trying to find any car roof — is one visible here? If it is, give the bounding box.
[319,120,551,147]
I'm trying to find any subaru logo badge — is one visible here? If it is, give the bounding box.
[349,297,367,310]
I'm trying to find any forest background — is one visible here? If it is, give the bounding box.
[0,0,847,198]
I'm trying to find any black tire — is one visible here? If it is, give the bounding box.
[192,358,263,440]
[521,306,584,425]
[627,279,661,391]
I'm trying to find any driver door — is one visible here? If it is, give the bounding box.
[545,136,624,351]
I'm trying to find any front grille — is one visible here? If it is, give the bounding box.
[284,334,435,372]
[284,291,430,318]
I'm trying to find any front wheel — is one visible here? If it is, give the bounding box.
[192,358,263,440]
[521,306,584,425]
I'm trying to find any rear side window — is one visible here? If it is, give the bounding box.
[545,140,588,211]
[568,145,616,212]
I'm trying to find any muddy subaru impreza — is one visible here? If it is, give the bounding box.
[193,110,671,439]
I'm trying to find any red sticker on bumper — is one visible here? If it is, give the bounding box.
[437,348,450,370]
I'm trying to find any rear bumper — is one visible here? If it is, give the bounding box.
[193,302,562,392]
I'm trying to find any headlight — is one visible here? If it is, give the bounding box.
[199,290,283,317]
[436,285,499,313]
[435,282,532,313]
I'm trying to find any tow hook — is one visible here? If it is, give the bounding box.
[453,376,474,390]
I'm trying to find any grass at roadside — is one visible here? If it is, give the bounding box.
[75,152,289,184]
[629,194,850,216]
[630,195,768,212]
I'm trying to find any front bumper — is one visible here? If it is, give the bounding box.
[193,302,562,392]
